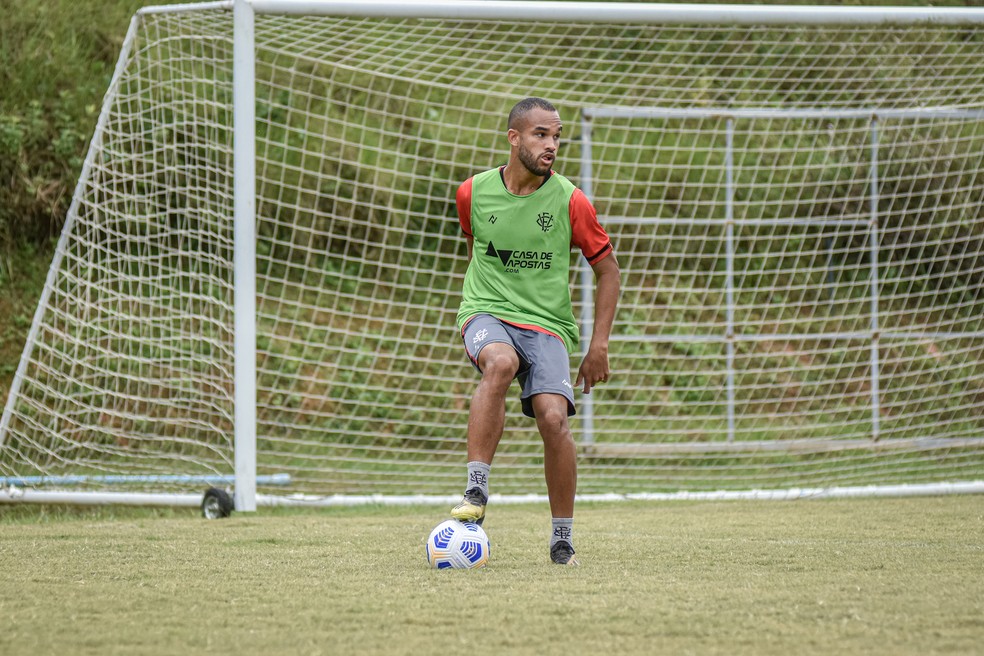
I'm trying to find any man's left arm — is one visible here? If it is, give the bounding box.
[575,253,620,394]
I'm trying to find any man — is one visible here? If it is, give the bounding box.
[452,97,620,566]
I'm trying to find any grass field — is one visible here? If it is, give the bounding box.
[1,496,981,655]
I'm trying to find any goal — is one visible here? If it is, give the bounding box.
[3,0,984,510]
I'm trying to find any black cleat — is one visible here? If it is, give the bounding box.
[550,540,579,566]
[451,487,488,526]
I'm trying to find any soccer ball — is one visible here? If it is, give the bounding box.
[425,519,490,569]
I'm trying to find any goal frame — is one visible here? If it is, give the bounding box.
[4,0,984,511]
[578,105,984,452]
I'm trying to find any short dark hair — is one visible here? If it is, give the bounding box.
[508,97,557,130]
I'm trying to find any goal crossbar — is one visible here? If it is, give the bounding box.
[245,0,984,26]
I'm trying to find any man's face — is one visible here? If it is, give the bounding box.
[511,108,562,177]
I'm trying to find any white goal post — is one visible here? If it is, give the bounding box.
[3,0,984,510]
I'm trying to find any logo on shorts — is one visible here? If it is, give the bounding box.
[473,328,489,345]
[562,379,573,391]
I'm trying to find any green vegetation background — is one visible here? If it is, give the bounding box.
[1,0,981,410]
[0,0,155,405]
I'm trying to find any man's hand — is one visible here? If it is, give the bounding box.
[575,345,610,394]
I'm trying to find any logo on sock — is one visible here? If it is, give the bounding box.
[469,471,488,488]
[553,526,572,541]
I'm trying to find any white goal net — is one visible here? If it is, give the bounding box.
[2,1,984,504]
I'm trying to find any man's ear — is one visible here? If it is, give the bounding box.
[507,128,520,147]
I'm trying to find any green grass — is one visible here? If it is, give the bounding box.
[1,497,981,655]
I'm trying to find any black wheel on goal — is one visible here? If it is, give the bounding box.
[201,487,234,519]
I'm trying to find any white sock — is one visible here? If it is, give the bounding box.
[465,461,490,500]
[551,517,574,548]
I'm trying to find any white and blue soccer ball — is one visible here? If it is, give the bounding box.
[426,519,490,569]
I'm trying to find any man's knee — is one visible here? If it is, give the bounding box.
[533,396,572,441]
[479,345,519,386]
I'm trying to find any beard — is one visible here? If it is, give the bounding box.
[517,142,553,177]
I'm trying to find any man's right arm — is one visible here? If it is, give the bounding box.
[456,178,474,261]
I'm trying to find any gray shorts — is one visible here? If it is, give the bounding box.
[461,314,575,418]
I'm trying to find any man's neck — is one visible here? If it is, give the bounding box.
[501,163,549,196]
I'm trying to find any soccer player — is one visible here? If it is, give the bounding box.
[451,97,620,565]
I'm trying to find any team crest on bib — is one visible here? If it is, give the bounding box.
[536,212,554,232]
